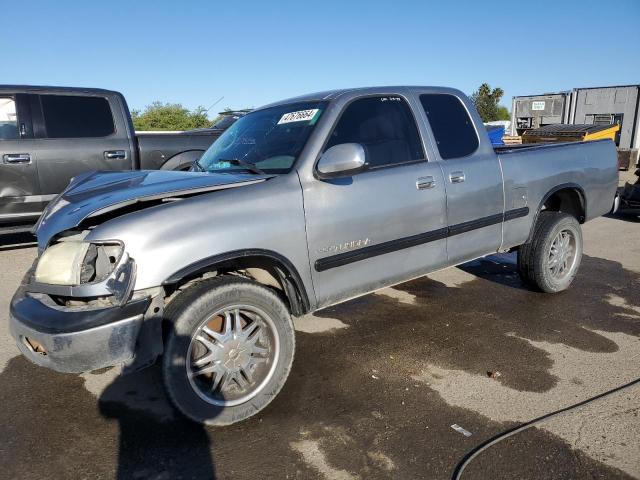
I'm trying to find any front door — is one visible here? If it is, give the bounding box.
[0,94,42,224]
[418,93,504,264]
[302,95,448,308]
[29,93,133,196]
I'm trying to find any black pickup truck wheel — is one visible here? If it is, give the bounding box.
[162,276,295,425]
[517,211,583,293]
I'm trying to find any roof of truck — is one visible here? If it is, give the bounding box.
[259,86,464,110]
[0,85,120,95]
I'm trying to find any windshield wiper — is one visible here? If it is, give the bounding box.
[193,159,205,172]
[217,158,266,175]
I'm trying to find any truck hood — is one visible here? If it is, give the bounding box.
[35,170,272,247]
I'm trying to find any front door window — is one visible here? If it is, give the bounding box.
[0,98,19,140]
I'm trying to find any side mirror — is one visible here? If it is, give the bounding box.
[316,143,367,179]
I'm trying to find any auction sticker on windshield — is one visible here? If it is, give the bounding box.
[278,109,320,125]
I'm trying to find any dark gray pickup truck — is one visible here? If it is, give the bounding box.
[0,85,223,232]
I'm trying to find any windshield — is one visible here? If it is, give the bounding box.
[198,101,327,174]
[210,115,239,130]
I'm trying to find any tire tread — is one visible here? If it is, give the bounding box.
[517,211,582,293]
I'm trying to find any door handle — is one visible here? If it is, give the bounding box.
[416,176,436,190]
[104,150,126,160]
[449,171,465,183]
[3,153,31,164]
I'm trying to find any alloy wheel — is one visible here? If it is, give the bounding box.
[547,229,577,280]
[186,305,279,407]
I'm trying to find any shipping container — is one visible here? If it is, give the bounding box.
[510,92,571,136]
[570,85,640,149]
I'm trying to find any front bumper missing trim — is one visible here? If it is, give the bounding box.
[9,278,163,373]
[10,311,144,373]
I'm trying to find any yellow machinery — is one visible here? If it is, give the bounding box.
[522,123,620,144]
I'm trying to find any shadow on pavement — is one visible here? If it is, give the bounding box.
[0,355,218,480]
[458,252,525,290]
[605,211,640,223]
[98,363,217,480]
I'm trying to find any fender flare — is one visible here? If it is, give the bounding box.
[163,249,311,315]
[525,183,587,243]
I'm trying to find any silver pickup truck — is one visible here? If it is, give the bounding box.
[9,86,618,425]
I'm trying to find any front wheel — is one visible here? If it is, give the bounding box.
[162,276,295,425]
[517,211,583,293]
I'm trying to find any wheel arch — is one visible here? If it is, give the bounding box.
[524,183,586,244]
[162,249,311,316]
[160,150,205,171]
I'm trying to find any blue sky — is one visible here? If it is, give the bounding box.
[3,0,639,116]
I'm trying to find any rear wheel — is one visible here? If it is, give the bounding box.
[517,211,583,293]
[163,276,295,425]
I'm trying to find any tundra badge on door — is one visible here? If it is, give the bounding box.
[317,238,371,254]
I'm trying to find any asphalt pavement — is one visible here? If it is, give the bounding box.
[0,214,638,480]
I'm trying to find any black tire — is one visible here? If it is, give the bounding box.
[162,276,295,425]
[517,211,583,293]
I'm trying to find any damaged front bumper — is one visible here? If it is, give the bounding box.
[9,272,164,374]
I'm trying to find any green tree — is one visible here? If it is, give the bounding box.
[470,83,505,122]
[131,102,211,131]
[496,105,511,121]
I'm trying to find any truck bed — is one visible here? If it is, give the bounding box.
[136,130,221,170]
[495,138,618,250]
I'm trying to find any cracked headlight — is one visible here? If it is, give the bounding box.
[35,241,123,286]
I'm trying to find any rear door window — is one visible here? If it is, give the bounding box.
[0,97,19,140]
[40,95,115,138]
[325,96,425,168]
[419,94,479,159]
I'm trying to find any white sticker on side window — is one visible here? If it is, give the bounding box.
[277,109,319,125]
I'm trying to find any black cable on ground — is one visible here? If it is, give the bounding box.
[451,377,640,480]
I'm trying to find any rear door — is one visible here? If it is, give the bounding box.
[303,94,448,307]
[29,93,134,195]
[0,94,42,224]
[418,93,504,264]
